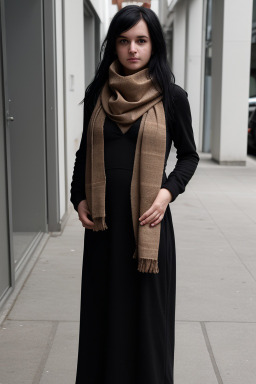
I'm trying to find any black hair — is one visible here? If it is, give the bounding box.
[80,5,175,124]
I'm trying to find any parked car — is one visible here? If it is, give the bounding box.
[248,96,256,154]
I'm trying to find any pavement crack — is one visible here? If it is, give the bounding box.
[200,321,223,384]
[32,321,59,384]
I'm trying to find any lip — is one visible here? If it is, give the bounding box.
[127,58,140,62]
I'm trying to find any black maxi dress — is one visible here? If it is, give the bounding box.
[70,84,200,384]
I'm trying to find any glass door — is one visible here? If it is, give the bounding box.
[4,0,47,274]
[0,0,12,300]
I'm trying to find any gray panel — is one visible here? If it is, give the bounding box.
[94,14,100,67]
[202,0,212,153]
[5,0,47,233]
[210,0,224,161]
[43,0,61,232]
[84,1,96,87]
[0,0,11,299]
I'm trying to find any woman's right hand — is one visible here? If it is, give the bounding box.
[77,200,95,229]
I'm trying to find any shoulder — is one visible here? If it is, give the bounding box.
[170,84,191,115]
[172,83,188,102]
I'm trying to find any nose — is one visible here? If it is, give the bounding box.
[129,41,137,54]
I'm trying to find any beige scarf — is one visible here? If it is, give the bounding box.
[85,60,166,273]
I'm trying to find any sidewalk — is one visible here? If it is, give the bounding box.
[0,152,256,384]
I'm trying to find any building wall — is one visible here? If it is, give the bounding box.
[165,0,253,161]
[186,0,204,148]
[55,0,66,219]
[220,0,252,162]
[90,0,104,21]
[169,0,204,149]
[0,0,109,312]
[210,0,223,162]
[211,0,253,163]
[63,0,85,205]
[172,0,187,87]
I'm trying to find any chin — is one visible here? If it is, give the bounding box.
[125,64,144,71]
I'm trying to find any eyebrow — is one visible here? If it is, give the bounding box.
[118,35,149,39]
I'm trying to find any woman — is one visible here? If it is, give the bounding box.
[70,5,199,384]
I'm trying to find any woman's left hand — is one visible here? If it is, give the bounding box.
[139,188,172,227]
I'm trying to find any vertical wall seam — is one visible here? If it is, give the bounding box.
[199,0,208,152]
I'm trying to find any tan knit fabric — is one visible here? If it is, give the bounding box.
[85,60,166,273]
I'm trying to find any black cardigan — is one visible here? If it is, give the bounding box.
[70,84,200,212]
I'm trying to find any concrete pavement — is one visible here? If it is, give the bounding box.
[0,151,256,384]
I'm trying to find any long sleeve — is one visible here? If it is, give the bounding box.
[161,85,200,202]
[70,100,89,212]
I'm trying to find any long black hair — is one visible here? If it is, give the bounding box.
[80,5,175,123]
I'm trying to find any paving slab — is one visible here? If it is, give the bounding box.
[174,321,218,384]
[8,212,84,322]
[206,322,256,384]
[8,253,82,321]
[39,322,79,384]
[175,244,256,322]
[0,320,55,384]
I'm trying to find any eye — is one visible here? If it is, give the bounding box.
[119,39,128,45]
[138,39,146,44]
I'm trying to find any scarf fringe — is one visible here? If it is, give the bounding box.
[137,258,159,274]
[92,217,108,231]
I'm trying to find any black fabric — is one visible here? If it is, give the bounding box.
[75,117,176,384]
[70,84,199,384]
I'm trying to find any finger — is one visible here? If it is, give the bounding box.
[139,206,155,222]
[150,214,164,227]
[149,212,162,224]
[148,213,161,226]
[80,217,94,228]
[82,222,94,229]
[84,218,94,227]
[140,211,161,225]
[79,209,91,219]
[79,213,94,226]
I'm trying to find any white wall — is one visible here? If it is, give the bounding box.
[171,0,204,149]
[172,1,187,87]
[151,0,159,15]
[220,0,252,162]
[55,0,66,219]
[167,0,253,161]
[63,0,85,203]
[185,0,204,148]
[211,0,253,164]
[90,0,104,21]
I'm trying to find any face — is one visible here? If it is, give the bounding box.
[115,18,153,75]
